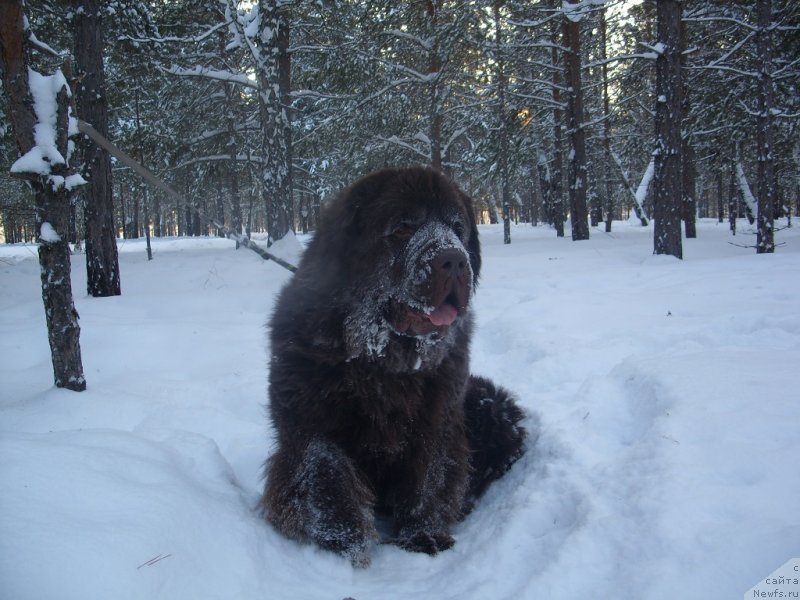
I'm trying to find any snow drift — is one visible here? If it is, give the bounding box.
[1,220,799,599]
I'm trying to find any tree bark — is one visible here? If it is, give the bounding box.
[680,17,697,239]
[600,7,613,233]
[224,82,243,240]
[258,0,293,244]
[755,0,775,253]
[426,1,443,171]
[36,183,87,391]
[0,0,86,391]
[493,0,511,245]
[562,10,590,241]
[73,0,121,296]
[550,5,565,237]
[653,0,683,259]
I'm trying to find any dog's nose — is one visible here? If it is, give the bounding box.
[433,248,467,279]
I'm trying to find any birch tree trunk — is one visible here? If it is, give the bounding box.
[73,0,121,296]
[0,0,86,391]
[653,0,683,259]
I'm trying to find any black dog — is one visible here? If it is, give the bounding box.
[259,167,526,566]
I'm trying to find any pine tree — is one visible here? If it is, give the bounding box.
[73,0,122,295]
[653,0,683,259]
[562,2,590,241]
[0,0,86,391]
[755,0,776,253]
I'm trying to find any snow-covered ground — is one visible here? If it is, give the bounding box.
[1,219,798,600]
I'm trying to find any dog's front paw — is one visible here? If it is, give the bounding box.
[393,529,455,555]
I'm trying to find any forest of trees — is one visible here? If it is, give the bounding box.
[2,0,799,256]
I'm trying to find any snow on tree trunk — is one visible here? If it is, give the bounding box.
[755,0,776,254]
[257,0,292,244]
[653,0,683,259]
[562,3,590,242]
[0,1,86,391]
[73,0,121,297]
[36,186,87,391]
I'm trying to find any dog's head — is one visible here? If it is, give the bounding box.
[306,167,481,370]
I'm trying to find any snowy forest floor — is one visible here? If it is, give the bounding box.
[1,218,799,600]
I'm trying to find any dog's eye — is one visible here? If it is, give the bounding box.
[452,220,466,238]
[390,222,417,240]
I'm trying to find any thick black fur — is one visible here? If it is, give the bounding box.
[259,167,526,566]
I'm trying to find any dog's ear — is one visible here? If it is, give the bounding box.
[338,169,397,238]
[459,190,482,285]
[316,170,393,246]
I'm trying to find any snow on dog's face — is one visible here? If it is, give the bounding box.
[387,219,473,337]
[318,168,481,372]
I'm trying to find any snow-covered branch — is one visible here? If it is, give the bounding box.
[23,15,62,57]
[122,21,231,46]
[165,65,257,89]
[683,15,759,33]
[373,135,430,161]
[585,52,658,69]
[382,29,432,52]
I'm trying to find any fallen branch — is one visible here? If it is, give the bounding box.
[137,553,172,569]
[727,241,785,249]
[77,120,297,273]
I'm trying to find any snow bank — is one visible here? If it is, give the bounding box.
[1,220,799,599]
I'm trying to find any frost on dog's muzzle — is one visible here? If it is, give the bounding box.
[396,221,473,333]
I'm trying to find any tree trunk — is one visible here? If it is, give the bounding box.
[426,0,443,171]
[493,0,511,245]
[278,3,293,235]
[225,83,244,240]
[0,0,86,391]
[36,186,87,391]
[600,8,613,233]
[755,0,775,253]
[682,141,697,238]
[562,11,590,241]
[258,0,293,244]
[549,0,565,237]
[653,0,683,259]
[728,161,737,234]
[680,18,697,239]
[73,0,121,296]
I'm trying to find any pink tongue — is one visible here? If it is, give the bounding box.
[428,304,458,326]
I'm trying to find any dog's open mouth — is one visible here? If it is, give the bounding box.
[389,293,463,337]
[427,302,458,327]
